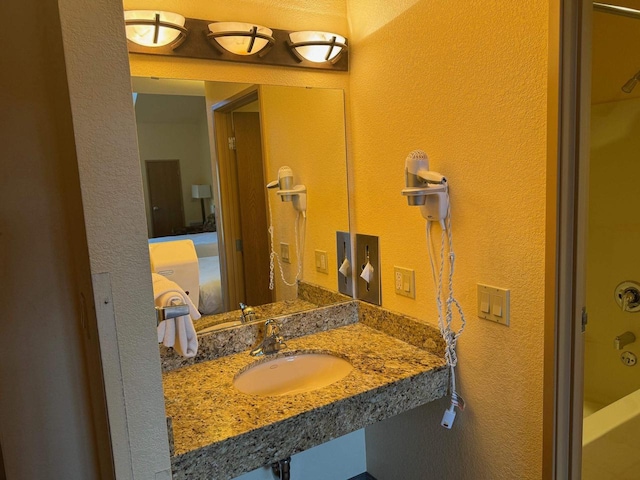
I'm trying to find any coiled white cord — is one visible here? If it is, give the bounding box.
[426,192,466,428]
[267,196,306,290]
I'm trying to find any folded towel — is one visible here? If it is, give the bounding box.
[152,273,201,358]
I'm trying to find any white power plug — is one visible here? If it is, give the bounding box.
[441,405,456,429]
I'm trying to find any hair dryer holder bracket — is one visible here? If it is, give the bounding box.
[402,184,448,222]
[277,185,307,213]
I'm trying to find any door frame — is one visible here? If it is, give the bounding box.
[546,0,592,477]
[211,86,266,311]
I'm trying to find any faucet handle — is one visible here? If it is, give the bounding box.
[239,303,256,323]
[265,319,281,336]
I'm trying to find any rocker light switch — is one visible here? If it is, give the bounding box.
[491,295,503,317]
[477,284,510,326]
[480,292,490,313]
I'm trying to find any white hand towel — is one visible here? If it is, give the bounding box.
[152,273,201,358]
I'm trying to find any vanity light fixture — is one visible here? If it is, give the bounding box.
[125,15,349,71]
[288,31,348,64]
[207,22,275,56]
[124,10,188,48]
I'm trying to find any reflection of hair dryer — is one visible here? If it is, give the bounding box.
[267,166,307,215]
[401,150,448,222]
[267,166,294,201]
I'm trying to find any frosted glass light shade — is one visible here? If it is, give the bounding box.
[207,22,274,55]
[289,31,347,63]
[124,10,187,47]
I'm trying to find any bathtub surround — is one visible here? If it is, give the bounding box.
[582,388,640,479]
[160,300,448,478]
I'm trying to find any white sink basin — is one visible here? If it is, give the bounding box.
[233,352,353,396]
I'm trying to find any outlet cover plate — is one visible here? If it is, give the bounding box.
[394,266,415,299]
[336,231,353,297]
[315,250,328,274]
[355,234,381,305]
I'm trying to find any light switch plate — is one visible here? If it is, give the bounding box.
[355,234,381,305]
[477,284,510,326]
[280,243,290,264]
[394,266,415,299]
[336,231,353,297]
[315,250,328,274]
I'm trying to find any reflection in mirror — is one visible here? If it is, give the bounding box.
[132,77,351,331]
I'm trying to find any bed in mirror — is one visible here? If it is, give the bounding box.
[132,77,351,332]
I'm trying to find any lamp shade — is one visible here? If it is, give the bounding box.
[288,31,347,63]
[207,22,274,55]
[124,10,187,47]
[192,184,212,199]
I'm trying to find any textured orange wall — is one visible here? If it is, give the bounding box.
[348,1,549,477]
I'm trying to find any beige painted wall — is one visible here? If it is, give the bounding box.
[137,115,213,233]
[57,0,172,477]
[348,1,549,478]
[1,0,105,478]
[260,85,349,299]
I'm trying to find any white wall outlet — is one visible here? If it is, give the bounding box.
[477,284,510,326]
[315,250,328,274]
[280,243,290,264]
[394,267,415,299]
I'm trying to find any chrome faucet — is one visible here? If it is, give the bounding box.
[239,302,256,323]
[251,319,287,356]
[614,331,636,350]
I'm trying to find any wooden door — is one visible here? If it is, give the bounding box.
[233,112,272,306]
[146,160,185,237]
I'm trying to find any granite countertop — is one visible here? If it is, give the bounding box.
[164,322,449,479]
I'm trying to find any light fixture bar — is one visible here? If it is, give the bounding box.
[126,17,348,72]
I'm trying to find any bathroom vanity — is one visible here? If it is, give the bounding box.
[161,291,448,479]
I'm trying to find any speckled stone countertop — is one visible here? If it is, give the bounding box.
[194,282,352,333]
[164,322,448,480]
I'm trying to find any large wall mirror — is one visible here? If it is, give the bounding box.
[132,77,351,330]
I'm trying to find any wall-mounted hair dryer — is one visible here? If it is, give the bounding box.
[400,149,465,429]
[267,166,307,215]
[401,150,448,222]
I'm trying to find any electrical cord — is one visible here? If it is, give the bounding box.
[267,197,305,290]
[426,191,466,428]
